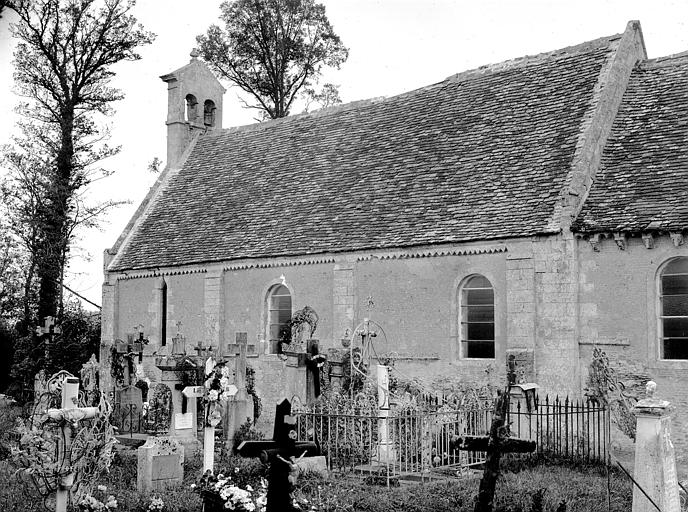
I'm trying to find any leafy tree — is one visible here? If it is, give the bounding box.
[10,298,101,389]
[7,0,154,324]
[197,0,348,119]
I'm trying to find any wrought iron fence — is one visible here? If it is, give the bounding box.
[294,405,489,478]
[110,402,205,437]
[507,395,609,463]
[294,394,609,480]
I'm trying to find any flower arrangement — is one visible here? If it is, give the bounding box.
[203,359,234,426]
[194,469,267,512]
[76,485,118,511]
[146,496,164,511]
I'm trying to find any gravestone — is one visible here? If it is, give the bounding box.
[146,383,172,434]
[137,436,184,492]
[121,385,143,413]
[631,381,680,512]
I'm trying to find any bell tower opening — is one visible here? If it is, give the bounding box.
[160,49,226,168]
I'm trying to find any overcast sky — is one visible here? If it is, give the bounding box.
[1,0,687,308]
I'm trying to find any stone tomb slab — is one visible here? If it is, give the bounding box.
[137,436,184,492]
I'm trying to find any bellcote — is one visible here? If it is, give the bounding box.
[160,50,226,168]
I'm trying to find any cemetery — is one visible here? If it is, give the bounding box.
[0,313,684,511]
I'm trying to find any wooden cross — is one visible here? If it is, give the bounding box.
[44,376,100,512]
[237,398,319,512]
[450,389,536,512]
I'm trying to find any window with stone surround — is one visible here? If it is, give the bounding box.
[267,284,292,353]
[460,275,495,359]
[659,258,688,360]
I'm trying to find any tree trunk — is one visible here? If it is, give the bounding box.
[20,256,36,334]
[37,108,74,322]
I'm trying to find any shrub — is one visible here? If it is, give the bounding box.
[231,419,266,454]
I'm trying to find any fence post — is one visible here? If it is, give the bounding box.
[564,396,569,457]
[631,381,680,512]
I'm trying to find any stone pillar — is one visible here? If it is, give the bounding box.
[376,364,395,462]
[204,269,224,350]
[533,235,580,396]
[631,381,680,512]
[100,264,119,397]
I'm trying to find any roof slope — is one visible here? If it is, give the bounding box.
[573,54,688,234]
[111,38,618,271]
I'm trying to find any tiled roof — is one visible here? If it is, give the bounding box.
[111,38,618,271]
[573,54,688,234]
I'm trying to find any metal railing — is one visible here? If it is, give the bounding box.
[507,395,609,463]
[294,394,610,480]
[294,405,489,478]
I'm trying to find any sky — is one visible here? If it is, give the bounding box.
[1,0,687,309]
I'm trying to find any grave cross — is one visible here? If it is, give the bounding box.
[44,376,101,512]
[237,399,319,512]
[36,316,61,367]
[223,333,250,451]
[450,389,535,512]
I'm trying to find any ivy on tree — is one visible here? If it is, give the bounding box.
[197,0,348,119]
[4,0,154,326]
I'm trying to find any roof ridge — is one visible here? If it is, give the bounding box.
[446,33,621,82]
[641,50,688,68]
[216,96,387,135]
[213,80,447,136]
[212,34,621,138]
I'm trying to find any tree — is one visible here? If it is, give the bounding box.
[7,0,154,323]
[197,0,348,119]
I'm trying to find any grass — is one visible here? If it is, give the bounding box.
[0,445,632,512]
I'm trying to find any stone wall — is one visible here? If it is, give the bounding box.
[103,231,688,472]
[577,233,688,471]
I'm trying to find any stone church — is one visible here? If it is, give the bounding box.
[101,21,688,461]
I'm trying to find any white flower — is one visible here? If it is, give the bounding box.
[208,390,219,401]
[97,485,107,492]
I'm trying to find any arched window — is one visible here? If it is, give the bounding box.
[185,94,198,123]
[204,99,216,127]
[659,258,688,359]
[460,275,495,358]
[267,284,292,353]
